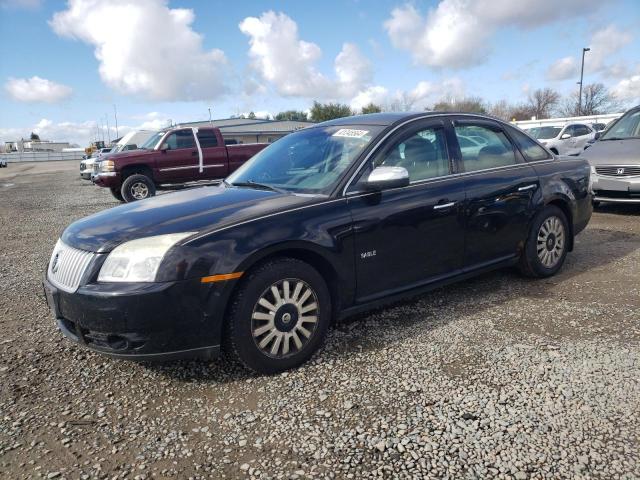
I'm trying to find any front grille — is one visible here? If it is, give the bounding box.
[595,166,640,177]
[93,162,100,174]
[47,240,96,293]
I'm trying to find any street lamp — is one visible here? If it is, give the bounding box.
[578,47,590,116]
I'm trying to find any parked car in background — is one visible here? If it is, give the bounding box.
[92,126,268,202]
[43,112,592,373]
[528,123,596,155]
[80,148,111,180]
[581,105,640,204]
[0,158,7,168]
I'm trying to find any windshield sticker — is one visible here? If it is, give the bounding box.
[332,129,369,138]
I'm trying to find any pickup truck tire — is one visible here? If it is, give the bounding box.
[121,174,156,202]
[110,187,125,202]
[519,205,569,278]
[224,258,331,374]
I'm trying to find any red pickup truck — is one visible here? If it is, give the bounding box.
[92,126,268,202]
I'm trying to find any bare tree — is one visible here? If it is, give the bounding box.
[527,88,560,119]
[559,83,621,117]
[488,100,515,121]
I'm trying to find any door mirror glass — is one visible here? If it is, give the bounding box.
[365,166,410,190]
[560,133,571,140]
[160,143,169,152]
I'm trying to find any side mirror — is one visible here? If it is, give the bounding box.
[560,133,571,140]
[365,166,410,191]
[594,132,601,140]
[160,143,169,152]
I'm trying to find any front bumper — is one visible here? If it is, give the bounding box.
[592,173,640,204]
[92,172,121,188]
[42,275,223,361]
[80,169,93,180]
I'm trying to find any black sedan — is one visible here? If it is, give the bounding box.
[43,113,593,373]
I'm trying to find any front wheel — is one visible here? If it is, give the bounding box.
[224,258,331,374]
[110,187,125,202]
[121,174,156,202]
[519,206,569,278]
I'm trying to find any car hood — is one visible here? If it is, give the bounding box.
[62,186,319,253]
[580,138,640,165]
[108,149,156,161]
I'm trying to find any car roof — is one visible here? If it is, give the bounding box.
[316,111,512,128]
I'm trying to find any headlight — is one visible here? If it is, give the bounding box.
[100,160,115,172]
[98,233,195,282]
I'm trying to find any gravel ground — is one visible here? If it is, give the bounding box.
[1,162,639,479]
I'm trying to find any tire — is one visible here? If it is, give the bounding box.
[110,187,125,202]
[224,258,331,374]
[519,205,570,278]
[120,174,156,202]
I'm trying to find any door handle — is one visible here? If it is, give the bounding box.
[518,184,537,192]
[433,201,456,210]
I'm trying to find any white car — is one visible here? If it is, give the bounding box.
[80,149,111,180]
[527,123,596,156]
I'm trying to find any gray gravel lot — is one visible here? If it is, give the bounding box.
[1,161,639,479]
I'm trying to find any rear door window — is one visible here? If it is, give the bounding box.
[508,128,551,161]
[454,124,517,172]
[197,129,219,148]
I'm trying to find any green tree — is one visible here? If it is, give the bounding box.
[30,132,40,141]
[309,101,353,123]
[361,103,382,114]
[432,96,486,114]
[248,111,256,119]
[274,110,308,121]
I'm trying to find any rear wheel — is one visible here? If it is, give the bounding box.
[224,258,331,374]
[110,187,125,202]
[519,206,569,278]
[121,174,156,202]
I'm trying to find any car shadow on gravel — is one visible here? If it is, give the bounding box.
[147,225,639,382]
[593,203,640,216]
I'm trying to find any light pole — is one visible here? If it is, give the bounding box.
[113,104,119,138]
[208,107,213,124]
[578,47,590,116]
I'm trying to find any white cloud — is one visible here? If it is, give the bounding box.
[384,0,601,69]
[49,0,227,101]
[4,76,72,103]
[350,78,465,111]
[546,57,578,81]
[587,25,633,74]
[612,64,640,103]
[239,11,372,99]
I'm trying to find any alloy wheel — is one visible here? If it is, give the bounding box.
[251,278,319,358]
[537,215,565,268]
[130,182,149,200]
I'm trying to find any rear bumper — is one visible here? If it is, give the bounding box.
[42,275,225,361]
[592,173,640,203]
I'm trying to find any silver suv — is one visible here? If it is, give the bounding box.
[581,105,640,204]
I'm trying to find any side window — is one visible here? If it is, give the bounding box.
[454,125,517,172]
[163,130,196,150]
[574,125,591,137]
[197,129,218,148]
[508,128,551,161]
[374,127,450,182]
[562,126,576,138]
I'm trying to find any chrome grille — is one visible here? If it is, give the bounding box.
[595,166,640,177]
[47,240,96,293]
[93,162,100,174]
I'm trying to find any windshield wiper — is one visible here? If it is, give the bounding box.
[230,180,289,194]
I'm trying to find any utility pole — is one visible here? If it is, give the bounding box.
[208,107,213,125]
[113,104,119,138]
[578,47,590,116]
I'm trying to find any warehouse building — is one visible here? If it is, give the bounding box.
[178,118,314,144]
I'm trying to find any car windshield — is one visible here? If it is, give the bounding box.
[600,110,640,140]
[528,127,561,139]
[139,131,164,149]
[226,125,382,194]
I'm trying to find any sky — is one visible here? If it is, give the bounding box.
[0,0,639,146]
